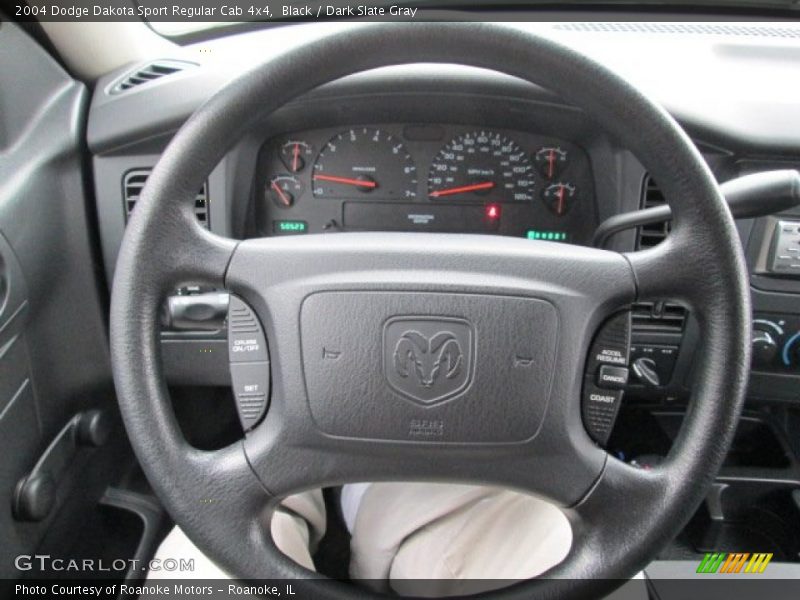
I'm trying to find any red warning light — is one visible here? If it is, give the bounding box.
[485,204,501,220]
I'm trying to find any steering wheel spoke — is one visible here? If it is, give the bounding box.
[227,233,636,505]
[536,458,671,586]
[623,238,706,306]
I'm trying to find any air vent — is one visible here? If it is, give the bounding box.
[637,175,671,249]
[633,178,688,337]
[123,169,209,228]
[631,302,687,335]
[111,60,195,94]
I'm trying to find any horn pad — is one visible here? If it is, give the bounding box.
[300,291,558,443]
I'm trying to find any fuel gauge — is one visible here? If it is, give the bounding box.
[267,175,303,208]
[542,182,577,216]
[534,147,568,179]
[280,140,313,173]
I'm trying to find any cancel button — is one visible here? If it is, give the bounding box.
[597,365,629,390]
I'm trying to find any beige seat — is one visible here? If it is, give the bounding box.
[147,483,643,598]
[349,483,571,596]
[147,490,326,580]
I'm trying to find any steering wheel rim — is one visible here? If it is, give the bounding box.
[110,23,751,598]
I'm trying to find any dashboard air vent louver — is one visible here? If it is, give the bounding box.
[633,177,689,338]
[111,60,194,94]
[631,302,687,335]
[123,169,209,228]
[637,175,671,249]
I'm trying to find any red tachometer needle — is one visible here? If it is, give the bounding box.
[271,181,291,206]
[313,174,377,188]
[548,149,555,179]
[429,181,495,198]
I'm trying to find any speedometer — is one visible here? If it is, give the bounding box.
[428,131,534,202]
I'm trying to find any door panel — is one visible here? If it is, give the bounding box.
[0,19,113,576]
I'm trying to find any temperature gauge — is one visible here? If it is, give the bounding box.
[267,175,303,208]
[280,141,313,173]
[542,182,577,216]
[534,147,568,180]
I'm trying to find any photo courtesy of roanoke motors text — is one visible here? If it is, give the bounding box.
[2,0,800,599]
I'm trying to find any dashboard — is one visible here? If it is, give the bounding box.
[87,22,800,408]
[256,125,596,243]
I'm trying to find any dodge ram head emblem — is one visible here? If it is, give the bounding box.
[383,317,474,406]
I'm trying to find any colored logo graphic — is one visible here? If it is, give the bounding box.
[696,552,773,574]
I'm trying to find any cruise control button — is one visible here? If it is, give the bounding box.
[228,295,269,363]
[230,361,270,431]
[584,311,632,374]
[582,311,631,447]
[597,365,629,389]
[582,380,623,446]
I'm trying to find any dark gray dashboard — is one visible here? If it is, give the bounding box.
[91,72,641,283]
[87,24,800,404]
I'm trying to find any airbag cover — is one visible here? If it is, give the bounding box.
[300,291,557,443]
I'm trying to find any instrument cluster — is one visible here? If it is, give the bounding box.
[255,124,597,244]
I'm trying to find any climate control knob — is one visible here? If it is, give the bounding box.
[782,331,800,368]
[751,329,779,367]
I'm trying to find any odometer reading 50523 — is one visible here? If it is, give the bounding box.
[428,131,535,202]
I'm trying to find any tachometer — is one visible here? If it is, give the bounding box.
[312,128,417,200]
[428,131,534,202]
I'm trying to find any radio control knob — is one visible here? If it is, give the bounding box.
[752,329,778,367]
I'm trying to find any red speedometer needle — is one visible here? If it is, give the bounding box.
[430,181,495,198]
[313,174,377,188]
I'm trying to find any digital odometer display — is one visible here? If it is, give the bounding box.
[428,131,535,202]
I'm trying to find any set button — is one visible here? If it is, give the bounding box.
[227,296,270,431]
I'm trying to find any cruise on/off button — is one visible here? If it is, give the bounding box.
[228,295,269,363]
[227,295,271,430]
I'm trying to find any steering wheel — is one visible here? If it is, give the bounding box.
[111,23,751,599]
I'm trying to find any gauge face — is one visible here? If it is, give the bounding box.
[267,175,302,208]
[542,182,577,216]
[534,146,569,179]
[280,140,313,173]
[428,131,534,202]
[312,128,417,199]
